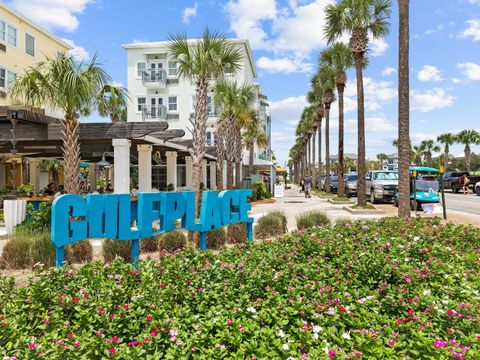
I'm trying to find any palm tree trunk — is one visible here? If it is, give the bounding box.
[216,126,225,190]
[444,144,449,172]
[307,135,311,175]
[248,145,254,177]
[398,0,411,217]
[337,84,345,197]
[325,105,331,193]
[465,145,471,172]
[312,128,316,188]
[354,54,367,207]
[235,126,242,188]
[317,118,322,191]
[192,77,208,215]
[61,116,82,194]
[225,114,235,189]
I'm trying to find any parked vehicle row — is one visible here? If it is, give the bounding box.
[365,170,399,204]
[442,172,480,193]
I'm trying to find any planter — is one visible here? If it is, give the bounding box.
[4,199,27,235]
[343,205,385,215]
[328,198,355,205]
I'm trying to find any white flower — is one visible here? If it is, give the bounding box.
[423,289,431,295]
[282,344,289,351]
[278,330,285,338]
[413,236,420,241]
[313,326,322,333]
[342,332,351,340]
[246,307,256,313]
[322,342,330,354]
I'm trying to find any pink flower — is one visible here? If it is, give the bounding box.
[433,340,448,348]
[388,340,395,346]
[146,315,153,321]
[73,341,81,347]
[96,331,104,335]
[111,336,119,343]
[67,333,74,338]
[150,330,158,337]
[28,343,36,350]
[447,310,455,317]
[227,320,233,325]
[352,351,362,357]
[109,348,116,354]
[328,350,336,358]
[72,297,79,303]
[123,304,129,310]
[405,277,411,283]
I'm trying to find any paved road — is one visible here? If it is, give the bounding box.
[444,192,480,216]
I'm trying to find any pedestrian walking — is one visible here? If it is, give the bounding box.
[300,179,304,193]
[304,174,311,198]
[463,174,470,194]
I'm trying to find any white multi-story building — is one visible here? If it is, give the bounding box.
[122,39,274,191]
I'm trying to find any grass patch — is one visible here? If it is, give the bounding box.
[296,210,330,229]
[330,196,351,202]
[318,191,335,197]
[351,203,376,210]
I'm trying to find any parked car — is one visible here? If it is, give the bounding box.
[322,175,338,193]
[366,170,398,203]
[343,173,358,197]
[476,182,480,196]
[315,174,325,190]
[394,166,441,210]
[442,172,480,193]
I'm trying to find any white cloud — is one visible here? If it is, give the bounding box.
[382,67,397,77]
[370,38,389,56]
[62,38,90,61]
[182,2,198,24]
[345,116,396,133]
[269,95,307,126]
[345,77,397,102]
[457,62,480,80]
[460,19,480,41]
[468,0,479,4]
[417,65,444,82]
[257,56,312,73]
[411,88,455,112]
[7,0,94,32]
[451,77,461,84]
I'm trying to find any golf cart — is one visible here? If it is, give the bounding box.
[394,166,441,211]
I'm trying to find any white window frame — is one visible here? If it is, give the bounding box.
[136,96,146,113]
[168,96,178,112]
[168,60,177,77]
[6,70,16,88]
[25,33,35,57]
[0,20,5,42]
[136,61,146,79]
[6,24,17,47]
[0,67,5,89]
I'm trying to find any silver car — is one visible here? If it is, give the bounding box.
[366,170,398,203]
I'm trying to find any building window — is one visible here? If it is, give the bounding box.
[168,96,177,111]
[137,62,146,78]
[25,33,35,56]
[7,25,16,46]
[207,96,217,117]
[6,70,16,87]
[0,21,5,41]
[0,68,5,88]
[168,61,177,77]
[137,97,146,112]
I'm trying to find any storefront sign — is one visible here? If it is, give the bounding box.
[51,190,253,266]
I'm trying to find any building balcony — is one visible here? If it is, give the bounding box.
[142,69,167,88]
[141,105,167,120]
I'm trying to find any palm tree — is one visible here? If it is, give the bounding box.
[307,77,325,190]
[325,0,391,206]
[377,153,388,169]
[419,140,440,167]
[456,129,480,172]
[318,65,336,193]
[9,54,113,194]
[397,0,410,218]
[243,113,268,177]
[97,84,129,122]
[437,133,456,172]
[412,145,423,165]
[213,79,256,189]
[39,159,64,189]
[320,43,354,197]
[168,29,242,208]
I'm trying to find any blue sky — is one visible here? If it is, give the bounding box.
[6,0,480,166]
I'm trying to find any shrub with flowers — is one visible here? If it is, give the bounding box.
[0,218,479,358]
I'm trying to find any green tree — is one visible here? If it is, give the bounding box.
[419,140,440,167]
[377,153,388,168]
[10,54,114,194]
[243,112,268,178]
[436,133,456,172]
[97,84,129,122]
[456,129,480,172]
[168,29,242,207]
[320,43,354,197]
[325,0,391,206]
[307,76,325,190]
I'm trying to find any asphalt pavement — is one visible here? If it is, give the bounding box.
[444,192,480,216]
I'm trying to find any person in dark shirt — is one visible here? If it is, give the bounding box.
[44,183,55,196]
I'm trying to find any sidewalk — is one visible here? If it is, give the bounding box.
[251,185,384,231]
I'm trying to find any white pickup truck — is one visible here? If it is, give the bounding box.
[476,181,480,196]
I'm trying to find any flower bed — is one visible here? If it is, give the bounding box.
[1,218,479,358]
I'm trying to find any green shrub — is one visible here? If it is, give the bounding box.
[227,223,248,244]
[140,235,159,253]
[102,239,131,263]
[194,227,226,250]
[29,231,56,267]
[252,181,269,200]
[254,211,287,240]
[15,202,52,234]
[159,230,186,251]
[65,240,93,264]
[296,211,330,229]
[0,236,33,269]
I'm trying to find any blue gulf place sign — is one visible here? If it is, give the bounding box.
[51,190,253,266]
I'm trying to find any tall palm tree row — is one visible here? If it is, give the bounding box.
[168,29,242,208]
[320,43,354,197]
[243,111,268,178]
[456,129,480,172]
[307,76,325,191]
[325,0,391,206]
[10,54,125,194]
[437,133,456,172]
[419,140,440,167]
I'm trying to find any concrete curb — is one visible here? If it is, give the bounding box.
[328,199,355,205]
[343,206,386,215]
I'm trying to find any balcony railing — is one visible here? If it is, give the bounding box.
[142,69,167,85]
[141,105,167,120]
